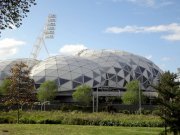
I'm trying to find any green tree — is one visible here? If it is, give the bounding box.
[72,85,92,106]
[153,71,180,135]
[0,0,36,34]
[0,79,11,95]
[37,80,57,102]
[4,62,36,123]
[122,80,145,105]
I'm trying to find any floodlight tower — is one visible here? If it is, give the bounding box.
[30,14,56,60]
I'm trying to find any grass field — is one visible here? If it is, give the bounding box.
[0,124,163,135]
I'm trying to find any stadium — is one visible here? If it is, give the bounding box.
[0,49,162,102]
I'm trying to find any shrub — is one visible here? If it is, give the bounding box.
[0,111,163,127]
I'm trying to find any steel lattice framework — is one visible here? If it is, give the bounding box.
[30,14,56,60]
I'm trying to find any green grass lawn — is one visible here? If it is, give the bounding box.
[0,124,163,135]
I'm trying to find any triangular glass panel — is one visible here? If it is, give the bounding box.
[130,75,133,81]
[123,80,128,87]
[107,73,114,78]
[35,84,41,89]
[59,78,69,85]
[101,77,105,82]
[147,61,153,66]
[124,65,131,72]
[139,66,145,73]
[154,68,159,75]
[93,72,99,78]
[123,70,129,77]
[142,76,147,82]
[114,67,121,73]
[37,77,45,83]
[147,70,151,77]
[135,72,141,79]
[84,76,92,83]
[74,76,83,83]
[138,76,143,83]
[104,80,109,86]
[117,75,123,82]
[93,80,99,86]
[109,75,116,82]
[143,81,150,89]
[72,81,81,89]
[105,73,109,79]
[135,66,141,73]
[54,79,59,86]
[152,69,155,76]
[119,62,126,67]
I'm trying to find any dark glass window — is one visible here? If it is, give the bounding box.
[114,67,121,73]
[84,76,92,82]
[72,81,81,89]
[59,78,69,85]
[74,76,83,83]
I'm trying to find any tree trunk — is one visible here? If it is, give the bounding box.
[17,104,20,124]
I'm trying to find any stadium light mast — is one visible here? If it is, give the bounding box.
[29,14,56,60]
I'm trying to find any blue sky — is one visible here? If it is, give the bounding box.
[0,0,180,72]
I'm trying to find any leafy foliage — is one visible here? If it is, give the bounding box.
[0,111,163,127]
[2,62,36,123]
[0,0,36,33]
[72,85,92,106]
[37,80,57,102]
[4,62,36,106]
[153,71,180,135]
[0,79,11,95]
[122,91,139,105]
[122,80,145,105]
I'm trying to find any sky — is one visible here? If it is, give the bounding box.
[0,0,180,73]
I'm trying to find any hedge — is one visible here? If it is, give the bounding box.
[0,111,163,127]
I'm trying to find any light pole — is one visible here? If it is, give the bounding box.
[92,91,94,113]
[138,81,142,115]
[96,87,99,112]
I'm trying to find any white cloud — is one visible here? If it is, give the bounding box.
[112,0,173,7]
[0,38,26,58]
[161,57,172,61]
[162,33,180,41]
[0,48,17,56]
[0,38,25,48]
[128,0,155,7]
[59,44,88,55]
[145,55,152,60]
[105,23,180,41]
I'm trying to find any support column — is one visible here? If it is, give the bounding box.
[96,87,99,112]
[92,95,94,113]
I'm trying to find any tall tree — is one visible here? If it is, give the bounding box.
[4,62,36,123]
[37,80,58,102]
[122,80,145,105]
[0,0,36,34]
[72,85,92,106]
[0,79,11,96]
[153,71,180,135]
[37,80,57,111]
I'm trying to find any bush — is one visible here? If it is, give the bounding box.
[0,111,163,127]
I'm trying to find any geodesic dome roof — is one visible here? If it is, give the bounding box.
[77,49,162,91]
[30,49,162,92]
[30,55,104,91]
[0,58,39,84]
